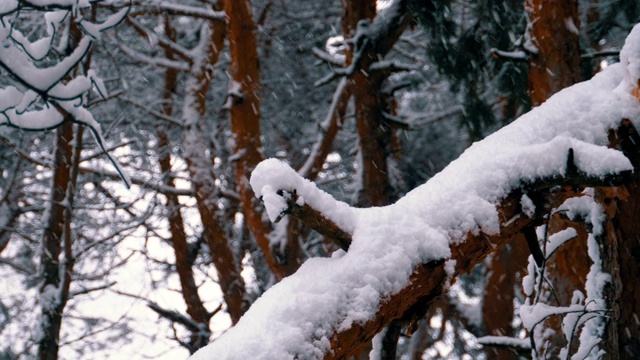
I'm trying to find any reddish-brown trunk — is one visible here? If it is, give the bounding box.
[155,17,212,348]
[482,237,530,360]
[341,0,392,207]
[180,15,248,324]
[526,0,582,106]
[523,2,586,356]
[599,121,640,359]
[224,0,302,280]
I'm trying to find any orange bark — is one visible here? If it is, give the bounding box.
[523,2,586,355]
[224,0,302,280]
[482,237,530,360]
[181,15,248,324]
[526,0,582,106]
[342,0,390,207]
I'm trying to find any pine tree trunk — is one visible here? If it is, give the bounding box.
[482,239,530,360]
[526,0,582,106]
[524,2,585,356]
[180,16,248,324]
[156,17,212,350]
[37,122,74,360]
[224,0,303,280]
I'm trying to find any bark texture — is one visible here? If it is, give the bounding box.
[526,0,582,106]
[482,237,530,360]
[599,120,640,359]
[341,0,412,207]
[181,15,248,324]
[523,2,587,356]
[37,122,74,360]
[156,17,211,351]
[224,0,303,280]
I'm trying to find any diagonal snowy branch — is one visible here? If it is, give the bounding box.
[191,25,640,360]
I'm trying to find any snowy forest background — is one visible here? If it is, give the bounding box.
[1,0,640,359]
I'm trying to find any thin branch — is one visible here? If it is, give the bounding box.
[117,42,190,71]
[120,97,184,126]
[274,191,352,251]
[0,257,36,275]
[78,166,195,196]
[70,281,117,298]
[146,302,207,334]
[311,47,345,67]
[125,17,193,62]
[581,49,619,60]
[126,2,226,21]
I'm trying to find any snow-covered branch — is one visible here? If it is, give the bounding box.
[191,25,640,360]
[0,3,131,186]
[127,2,226,21]
[315,0,412,86]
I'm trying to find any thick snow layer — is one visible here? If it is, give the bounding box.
[251,159,357,234]
[191,27,640,360]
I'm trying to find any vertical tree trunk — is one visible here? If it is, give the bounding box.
[599,120,640,359]
[224,0,303,280]
[340,1,410,357]
[156,17,212,350]
[525,0,582,106]
[523,2,585,357]
[36,18,89,358]
[37,121,74,360]
[606,185,640,359]
[482,238,530,360]
[181,16,248,324]
[342,0,394,207]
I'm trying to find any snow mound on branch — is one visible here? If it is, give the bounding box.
[191,27,640,360]
[250,159,357,234]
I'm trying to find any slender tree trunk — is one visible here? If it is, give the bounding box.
[37,121,74,360]
[482,238,530,360]
[181,16,248,324]
[37,17,89,358]
[156,16,211,351]
[342,0,394,207]
[223,0,303,280]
